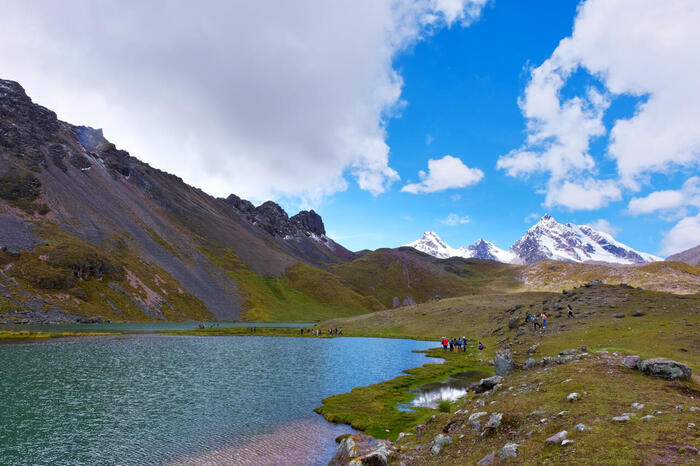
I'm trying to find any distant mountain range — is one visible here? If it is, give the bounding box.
[406,214,662,265]
[666,244,700,266]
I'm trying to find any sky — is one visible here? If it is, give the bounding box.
[1,0,699,256]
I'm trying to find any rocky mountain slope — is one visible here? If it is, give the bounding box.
[406,215,660,265]
[667,244,700,266]
[0,79,360,323]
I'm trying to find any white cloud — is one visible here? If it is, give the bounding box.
[0,0,487,203]
[440,213,471,225]
[524,212,541,223]
[627,176,700,215]
[544,178,621,210]
[586,219,620,236]
[450,194,461,201]
[498,0,700,210]
[401,155,484,194]
[426,134,435,145]
[660,213,700,256]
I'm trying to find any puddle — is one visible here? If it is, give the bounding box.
[405,370,492,409]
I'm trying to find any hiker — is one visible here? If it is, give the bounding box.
[456,338,462,352]
[462,336,467,352]
[541,312,548,329]
[339,328,343,335]
[478,341,484,351]
[525,312,531,323]
[442,337,448,352]
[567,305,575,318]
[533,315,541,330]
[449,339,454,352]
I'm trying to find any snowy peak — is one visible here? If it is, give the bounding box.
[512,214,661,265]
[404,215,661,265]
[406,232,459,259]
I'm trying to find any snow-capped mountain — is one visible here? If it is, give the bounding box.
[406,231,460,259]
[404,214,661,265]
[458,240,516,263]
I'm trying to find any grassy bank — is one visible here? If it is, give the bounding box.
[0,330,114,340]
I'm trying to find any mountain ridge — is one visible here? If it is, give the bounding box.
[405,214,661,265]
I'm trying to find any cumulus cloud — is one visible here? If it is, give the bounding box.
[544,178,621,211]
[586,219,620,236]
[401,155,484,194]
[627,176,700,215]
[524,212,541,224]
[0,0,487,203]
[498,0,700,209]
[661,213,700,256]
[440,213,471,225]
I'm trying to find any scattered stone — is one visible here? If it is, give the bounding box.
[508,317,518,329]
[475,399,485,408]
[562,439,575,446]
[641,415,654,420]
[329,433,398,466]
[529,409,547,417]
[485,413,502,430]
[527,344,539,354]
[689,423,696,430]
[415,424,427,440]
[679,445,699,456]
[562,378,573,383]
[613,313,625,318]
[637,358,692,381]
[470,421,481,431]
[556,411,569,417]
[559,349,577,356]
[397,432,406,442]
[499,443,519,460]
[468,412,487,422]
[612,415,631,422]
[690,407,698,413]
[523,358,537,370]
[620,355,641,369]
[430,434,452,456]
[675,405,684,412]
[476,376,503,393]
[654,410,663,415]
[574,423,589,431]
[494,349,515,377]
[567,393,580,402]
[476,452,495,465]
[631,402,645,410]
[545,431,568,444]
[631,310,645,317]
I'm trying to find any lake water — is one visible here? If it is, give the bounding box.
[0,334,436,465]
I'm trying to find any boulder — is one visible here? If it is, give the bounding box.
[476,376,503,393]
[508,317,518,329]
[567,393,580,402]
[468,412,487,422]
[574,423,589,431]
[494,349,515,377]
[559,349,577,356]
[545,431,568,444]
[485,413,502,430]
[620,355,641,369]
[632,310,645,317]
[476,452,495,464]
[499,443,519,460]
[527,344,539,354]
[523,358,537,370]
[330,434,397,465]
[612,415,631,422]
[637,358,692,381]
[562,439,575,446]
[430,434,452,456]
[613,313,625,318]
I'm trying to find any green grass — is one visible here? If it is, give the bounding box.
[0,330,114,340]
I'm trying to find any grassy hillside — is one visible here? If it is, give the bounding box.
[1,225,214,322]
[317,284,699,463]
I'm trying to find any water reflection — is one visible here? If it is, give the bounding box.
[409,370,491,408]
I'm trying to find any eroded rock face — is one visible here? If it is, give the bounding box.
[328,433,397,465]
[637,358,692,381]
[430,434,452,456]
[523,358,537,370]
[475,376,503,393]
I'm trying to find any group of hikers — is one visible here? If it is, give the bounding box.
[440,336,485,352]
[525,304,575,330]
[302,327,342,336]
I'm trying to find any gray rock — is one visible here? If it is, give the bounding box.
[574,423,589,431]
[545,430,568,444]
[415,424,427,440]
[470,420,481,431]
[613,313,625,318]
[579,346,587,352]
[641,415,654,420]
[476,376,503,393]
[620,355,641,369]
[430,434,452,456]
[562,439,575,446]
[485,413,502,430]
[612,415,631,422]
[632,310,645,317]
[468,412,487,422]
[508,317,519,329]
[527,344,539,354]
[637,358,692,380]
[499,443,519,460]
[494,349,515,376]
[476,452,495,465]
[567,392,580,402]
[523,357,537,370]
[631,402,645,410]
[559,349,577,356]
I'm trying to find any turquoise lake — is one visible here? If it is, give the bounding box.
[0,334,436,465]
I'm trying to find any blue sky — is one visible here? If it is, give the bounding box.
[2,1,698,256]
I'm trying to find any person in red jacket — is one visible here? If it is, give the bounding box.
[442,337,449,351]
[541,312,548,329]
